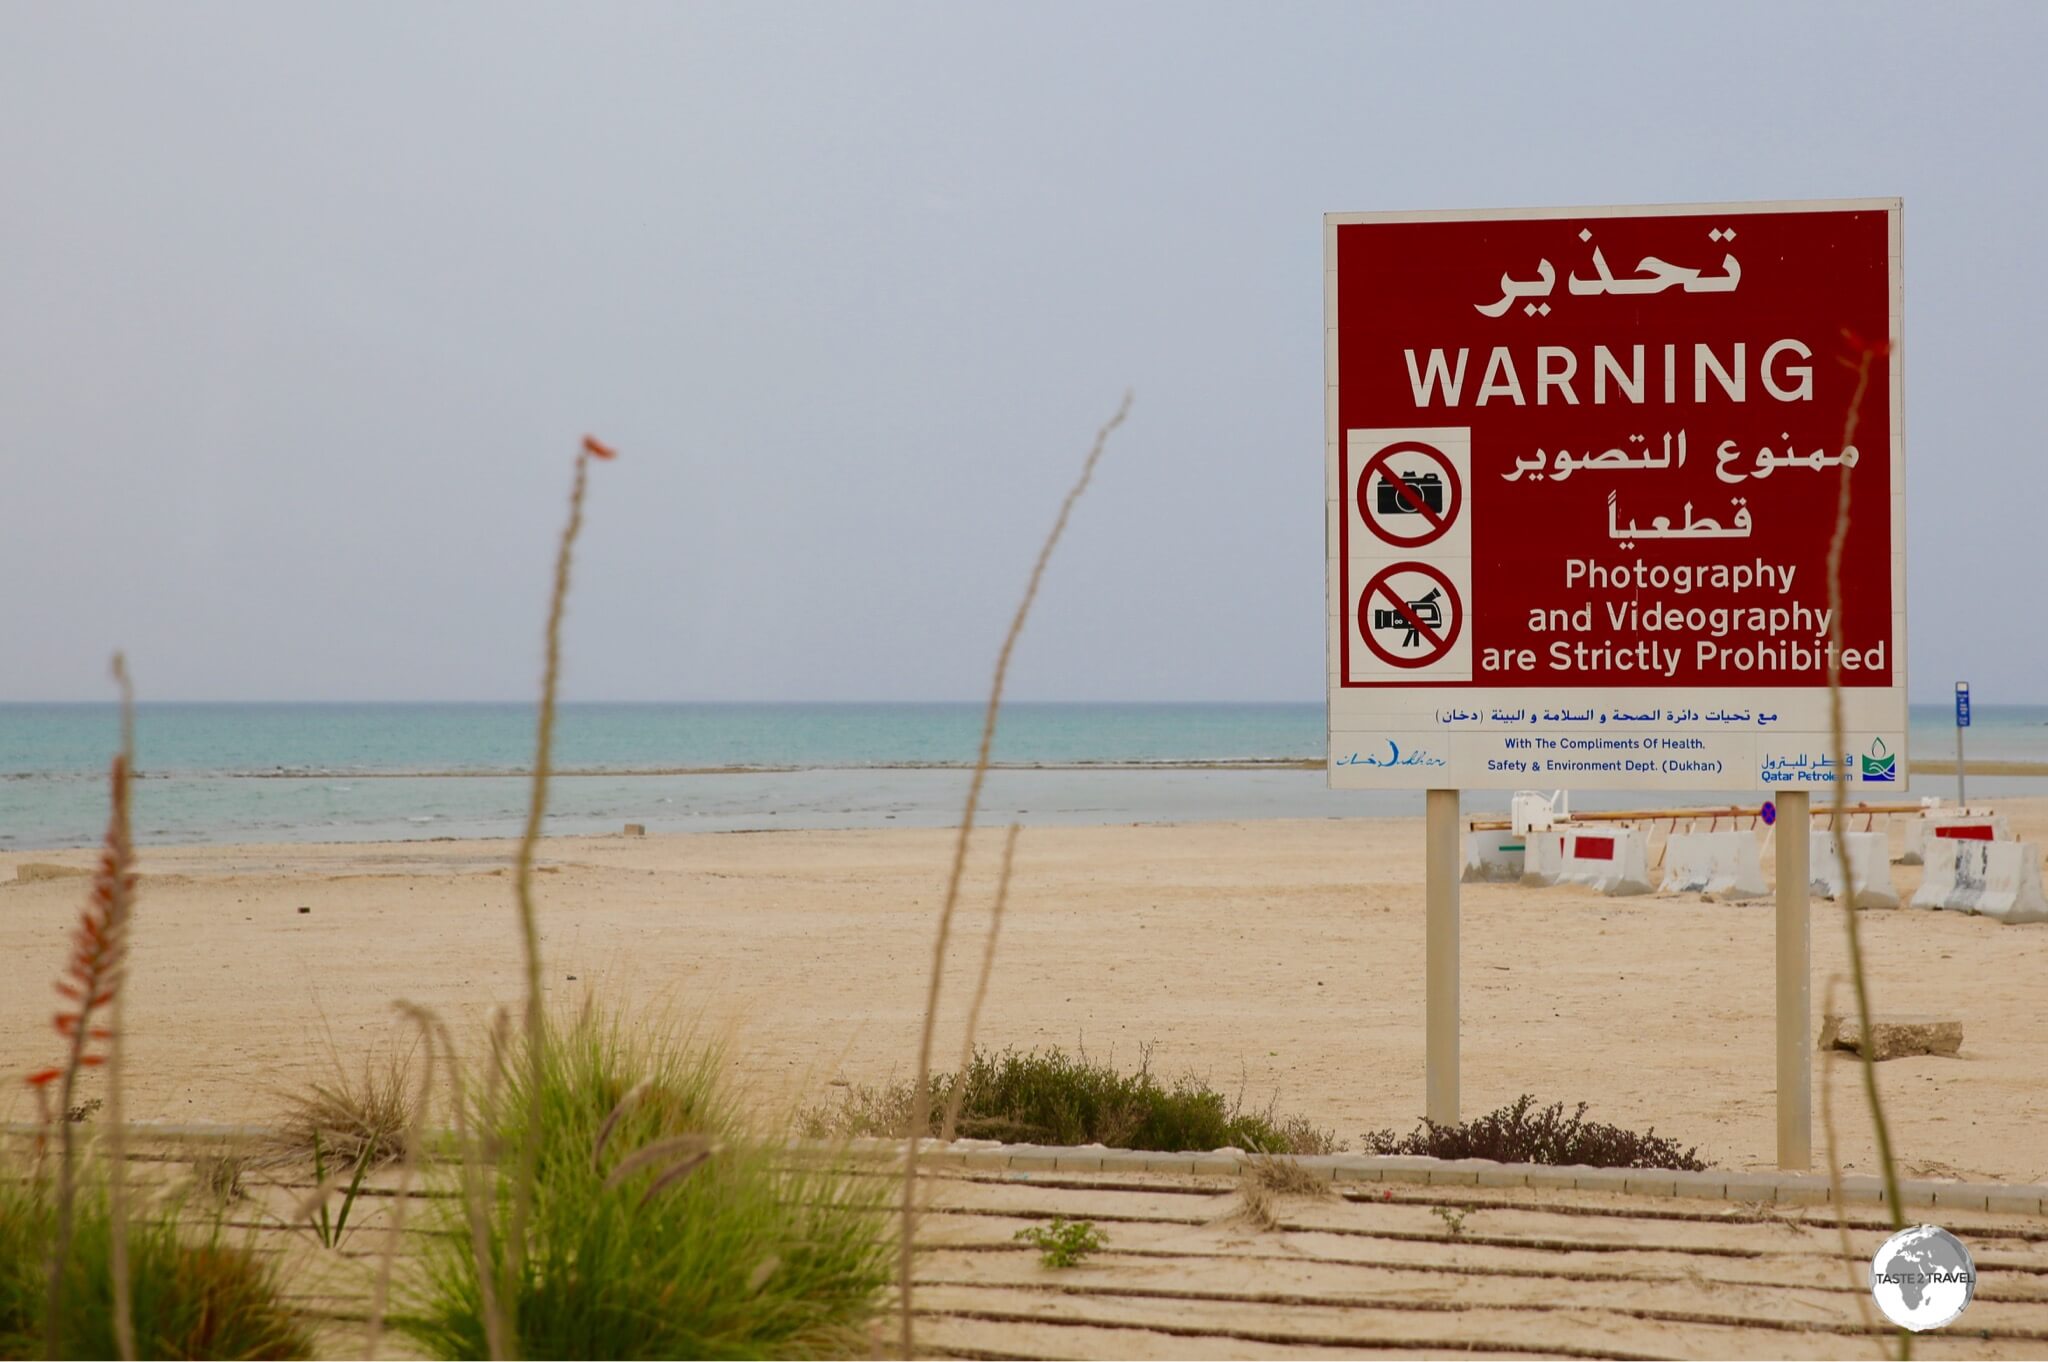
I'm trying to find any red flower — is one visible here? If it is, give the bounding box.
[25,752,133,1099]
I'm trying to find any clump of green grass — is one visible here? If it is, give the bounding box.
[398,1006,893,1360]
[301,1132,376,1251]
[806,1046,1339,1154]
[0,1169,311,1360]
[1014,1219,1105,1269]
[1363,1095,1705,1171]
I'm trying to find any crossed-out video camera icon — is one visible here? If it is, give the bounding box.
[1371,587,1444,647]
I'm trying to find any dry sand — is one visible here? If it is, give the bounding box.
[5,801,2046,1181]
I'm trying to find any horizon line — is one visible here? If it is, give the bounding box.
[1,696,2035,708]
[0,696,1331,707]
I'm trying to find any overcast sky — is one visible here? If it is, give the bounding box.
[3,2,2041,703]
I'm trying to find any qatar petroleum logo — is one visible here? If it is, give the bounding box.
[1860,737,1898,783]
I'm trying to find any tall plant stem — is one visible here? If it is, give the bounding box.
[503,437,610,1355]
[1822,342,1908,1359]
[1817,976,1884,1347]
[941,823,1022,1143]
[898,392,1131,1357]
[367,1003,441,1360]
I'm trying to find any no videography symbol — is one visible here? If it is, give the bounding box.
[1358,561,1463,668]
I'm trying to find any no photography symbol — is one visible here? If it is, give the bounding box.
[1356,440,1463,549]
[1358,561,1463,669]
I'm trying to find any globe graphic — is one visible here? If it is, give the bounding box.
[1870,1225,1975,1331]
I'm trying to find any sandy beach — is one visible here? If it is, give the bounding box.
[5,800,2043,1182]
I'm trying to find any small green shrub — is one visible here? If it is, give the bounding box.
[805,1046,1339,1154]
[1014,1219,1105,1269]
[0,1168,310,1360]
[1363,1095,1705,1171]
[1266,1113,1344,1156]
[399,1007,893,1360]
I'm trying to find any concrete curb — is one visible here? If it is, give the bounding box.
[860,1138,2048,1215]
[10,1124,2045,1216]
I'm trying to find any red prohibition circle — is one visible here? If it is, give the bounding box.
[1355,440,1463,549]
[1356,561,1463,669]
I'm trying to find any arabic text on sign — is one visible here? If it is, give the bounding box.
[1475,228,1744,317]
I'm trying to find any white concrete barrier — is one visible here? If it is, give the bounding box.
[1658,831,1768,899]
[1554,827,1653,896]
[1810,830,1900,909]
[1520,829,1568,887]
[1910,839,2048,924]
[1901,811,2011,865]
[1463,830,1526,883]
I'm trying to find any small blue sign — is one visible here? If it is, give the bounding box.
[1956,682,1971,729]
[1760,801,1776,827]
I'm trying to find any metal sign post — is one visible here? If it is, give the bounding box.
[1956,682,1971,806]
[1425,788,1460,1125]
[1774,790,1811,1169]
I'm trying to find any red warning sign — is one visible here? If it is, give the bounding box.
[1357,561,1464,669]
[1324,200,1906,793]
[1330,204,1898,691]
[1355,440,1463,549]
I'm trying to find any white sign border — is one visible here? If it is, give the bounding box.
[1323,198,1907,791]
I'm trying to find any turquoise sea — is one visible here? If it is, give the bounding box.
[2,702,2042,850]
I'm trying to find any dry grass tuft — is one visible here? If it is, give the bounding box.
[269,1043,421,1170]
[1234,1158,1329,1232]
[193,1154,247,1207]
[1246,1156,1330,1199]
[1235,1176,1281,1231]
